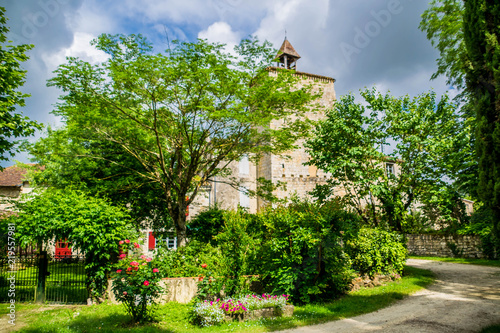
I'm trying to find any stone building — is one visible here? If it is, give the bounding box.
[188,38,336,215]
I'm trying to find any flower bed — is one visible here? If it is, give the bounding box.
[193,294,293,327]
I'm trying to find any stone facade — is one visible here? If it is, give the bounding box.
[406,234,484,259]
[192,67,336,214]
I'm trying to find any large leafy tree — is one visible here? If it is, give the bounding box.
[42,34,318,246]
[8,188,136,298]
[306,88,469,232]
[463,0,500,244]
[420,0,500,246]
[419,1,478,199]
[0,7,41,163]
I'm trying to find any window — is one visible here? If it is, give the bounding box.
[239,187,250,208]
[386,163,395,176]
[239,155,249,175]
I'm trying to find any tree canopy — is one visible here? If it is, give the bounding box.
[36,34,319,246]
[0,7,41,163]
[421,0,500,249]
[8,188,136,297]
[306,88,470,232]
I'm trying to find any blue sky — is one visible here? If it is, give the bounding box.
[2,0,453,167]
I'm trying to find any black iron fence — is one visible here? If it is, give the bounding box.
[0,252,87,304]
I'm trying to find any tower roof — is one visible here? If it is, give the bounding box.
[277,38,301,59]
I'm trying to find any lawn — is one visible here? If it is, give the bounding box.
[1,265,434,333]
[408,256,500,268]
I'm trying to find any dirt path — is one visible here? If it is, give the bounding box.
[277,259,500,333]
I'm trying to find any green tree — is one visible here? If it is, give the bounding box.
[8,188,136,299]
[463,0,500,247]
[43,34,318,246]
[306,88,469,232]
[0,7,41,163]
[419,1,478,199]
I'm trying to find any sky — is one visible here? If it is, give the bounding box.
[2,0,452,167]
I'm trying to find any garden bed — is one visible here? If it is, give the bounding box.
[225,304,294,322]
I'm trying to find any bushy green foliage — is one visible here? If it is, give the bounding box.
[112,240,164,323]
[8,188,136,298]
[186,205,225,246]
[345,228,407,277]
[0,8,41,162]
[155,241,224,278]
[306,88,470,232]
[458,206,498,259]
[256,199,359,304]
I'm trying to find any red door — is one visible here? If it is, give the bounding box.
[55,239,72,258]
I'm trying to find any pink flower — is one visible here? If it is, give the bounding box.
[142,263,147,266]
[130,261,139,267]
[153,268,159,273]
[145,258,152,262]
[116,269,122,273]
[143,280,150,286]
[127,267,132,271]
[140,255,146,260]
[119,254,126,259]
[123,291,127,295]
[134,242,140,248]
[125,239,130,244]
[201,263,207,268]
[119,240,124,245]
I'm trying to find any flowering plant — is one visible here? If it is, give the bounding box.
[193,293,290,327]
[111,240,165,323]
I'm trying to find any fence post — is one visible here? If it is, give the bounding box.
[35,251,49,303]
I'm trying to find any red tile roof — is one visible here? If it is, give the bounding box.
[0,164,41,187]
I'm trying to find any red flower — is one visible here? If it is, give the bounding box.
[127,267,132,271]
[123,291,127,295]
[143,280,150,286]
[119,240,124,245]
[201,263,207,268]
[130,261,139,267]
[134,242,140,248]
[153,268,159,273]
[116,269,122,273]
[133,267,139,271]
[198,276,204,281]
[125,239,130,244]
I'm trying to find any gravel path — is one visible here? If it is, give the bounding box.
[276,259,500,333]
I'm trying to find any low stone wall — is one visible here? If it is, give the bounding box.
[406,234,484,259]
[107,277,199,304]
[226,305,294,322]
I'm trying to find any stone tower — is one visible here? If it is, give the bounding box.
[189,38,336,215]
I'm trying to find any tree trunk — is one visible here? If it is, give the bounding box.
[175,212,188,247]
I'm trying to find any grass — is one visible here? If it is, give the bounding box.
[409,255,500,268]
[1,265,435,332]
[481,324,500,333]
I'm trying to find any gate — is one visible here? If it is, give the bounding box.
[0,251,88,304]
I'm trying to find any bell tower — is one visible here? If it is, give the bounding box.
[275,37,301,70]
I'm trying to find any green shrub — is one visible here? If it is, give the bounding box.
[458,207,498,259]
[256,199,359,304]
[187,205,225,246]
[155,240,224,278]
[111,240,165,323]
[345,228,407,277]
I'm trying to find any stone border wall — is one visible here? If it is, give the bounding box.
[406,234,484,259]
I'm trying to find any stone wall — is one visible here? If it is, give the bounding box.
[406,234,484,259]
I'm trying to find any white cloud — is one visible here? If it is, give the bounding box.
[41,32,109,71]
[198,21,240,52]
